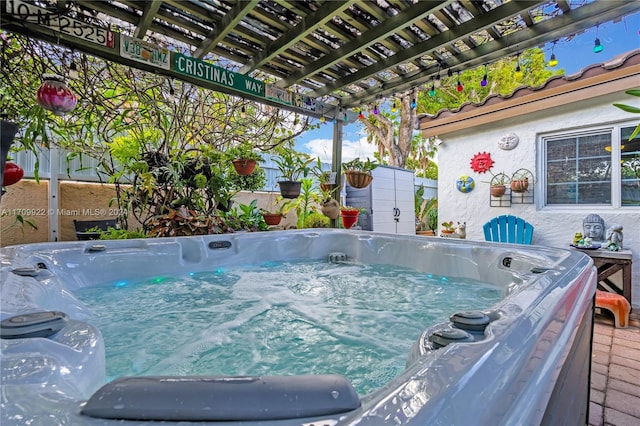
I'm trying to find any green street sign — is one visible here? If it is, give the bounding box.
[174,53,264,97]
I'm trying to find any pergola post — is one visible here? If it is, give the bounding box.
[330,119,343,228]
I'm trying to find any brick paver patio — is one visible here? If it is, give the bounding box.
[590,313,640,426]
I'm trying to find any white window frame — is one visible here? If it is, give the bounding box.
[538,120,638,209]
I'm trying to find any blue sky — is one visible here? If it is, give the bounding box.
[297,11,640,163]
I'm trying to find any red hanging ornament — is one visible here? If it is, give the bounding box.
[36,74,77,116]
[470,152,494,173]
[3,162,24,186]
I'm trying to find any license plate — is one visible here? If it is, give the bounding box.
[4,0,115,48]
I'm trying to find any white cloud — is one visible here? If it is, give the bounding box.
[302,135,377,163]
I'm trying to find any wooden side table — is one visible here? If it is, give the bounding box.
[573,248,632,306]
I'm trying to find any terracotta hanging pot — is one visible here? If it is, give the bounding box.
[3,162,24,186]
[232,158,257,175]
[262,212,282,226]
[36,74,77,116]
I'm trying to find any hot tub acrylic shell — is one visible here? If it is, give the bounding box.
[0,229,596,425]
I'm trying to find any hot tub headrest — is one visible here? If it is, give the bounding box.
[81,374,361,421]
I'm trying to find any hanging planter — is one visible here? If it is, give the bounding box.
[3,162,24,186]
[261,212,282,226]
[278,180,302,199]
[232,158,257,175]
[342,157,377,189]
[320,199,340,219]
[36,74,77,116]
[344,170,373,189]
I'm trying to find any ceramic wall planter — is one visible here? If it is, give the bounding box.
[232,159,257,175]
[320,199,340,219]
[278,180,302,199]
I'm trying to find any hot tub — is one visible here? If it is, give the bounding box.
[1,229,596,425]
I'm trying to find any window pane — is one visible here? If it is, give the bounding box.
[546,132,611,205]
[621,126,640,206]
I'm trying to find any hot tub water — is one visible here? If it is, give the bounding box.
[76,261,502,395]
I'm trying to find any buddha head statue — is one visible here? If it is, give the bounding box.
[582,214,605,241]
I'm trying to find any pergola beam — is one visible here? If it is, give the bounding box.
[343,0,640,107]
[193,0,258,59]
[311,0,544,99]
[276,0,452,88]
[239,0,356,73]
[134,0,162,39]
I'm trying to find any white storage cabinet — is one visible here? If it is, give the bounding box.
[345,165,415,234]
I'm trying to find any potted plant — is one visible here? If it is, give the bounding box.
[342,157,377,189]
[311,157,338,192]
[223,200,269,232]
[510,169,532,193]
[227,143,263,176]
[488,172,510,197]
[272,149,313,199]
[340,206,361,229]
[415,190,437,235]
[441,220,455,234]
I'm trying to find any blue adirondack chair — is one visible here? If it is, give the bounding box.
[483,215,534,245]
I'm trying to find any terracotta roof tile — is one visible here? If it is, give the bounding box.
[419,48,640,123]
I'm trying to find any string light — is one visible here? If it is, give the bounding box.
[480,65,488,87]
[391,100,398,113]
[410,98,417,109]
[456,71,463,92]
[358,110,364,120]
[373,103,379,115]
[548,41,558,67]
[68,62,78,80]
[593,37,603,53]
[428,76,436,97]
[593,26,603,53]
[514,55,523,80]
[166,79,176,102]
[240,105,246,118]
[68,50,79,80]
[320,115,326,123]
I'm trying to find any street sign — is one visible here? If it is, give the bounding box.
[174,53,264,97]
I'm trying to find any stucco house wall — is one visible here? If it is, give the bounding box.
[431,90,640,309]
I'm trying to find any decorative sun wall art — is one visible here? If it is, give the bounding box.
[498,133,520,150]
[456,175,475,193]
[470,152,494,173]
